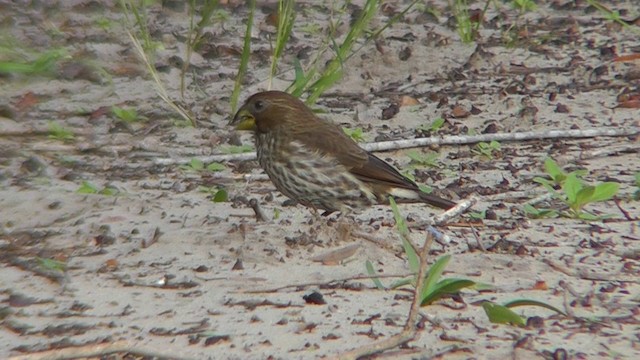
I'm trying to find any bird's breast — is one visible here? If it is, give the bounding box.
[254,134,375,212]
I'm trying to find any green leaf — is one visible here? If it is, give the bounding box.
[342,127,365,142]
[390,197,409,237]
[206,162,226,172]
[402,171,416,182]
[421,278,475,306]
[590,182,619,202]
[212,189,228,202]
[221,145,253,154]
[574,185,595,209]
[365,260,385,290]
[229,0,255,113]
[473,282,495,291]
[407,150,439,167]
[36,257,67,272]
[48,121,75,142]
[523,204,558,219]
[562,173,582,204]
[482,302,526,326]
[389,277,412,289]
[402,237,419,274]
[543,158,564,183]
[111,106,140,123]
[532,177,558,195]
[503,299,566,316]
[574,211,603,221]
[469,210,486,220]
[430,118,445,131]
[390,197,418,273]
[288,57,312,97]
[77,181,99,194]
[99,186,119,196]
[523,204,540,215]
[190,158,204,171]
[421,255,451,298]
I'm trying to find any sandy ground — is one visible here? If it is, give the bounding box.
[1,1,639,359]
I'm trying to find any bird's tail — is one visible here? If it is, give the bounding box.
[388,187,456,210]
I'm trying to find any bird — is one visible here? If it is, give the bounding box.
[230,90,456,215]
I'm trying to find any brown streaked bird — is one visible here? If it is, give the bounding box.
[230,91,456,214]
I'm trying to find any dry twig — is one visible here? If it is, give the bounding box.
[8,340,193,360]
[153,127,640,166]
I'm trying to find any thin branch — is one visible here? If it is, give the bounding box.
[238,273,413,294]
[153,127,639,165]
[413,197,477,235]
[362,127,639,153]
[8,340,194,360]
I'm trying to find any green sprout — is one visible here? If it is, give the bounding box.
[472,141,501,159]
[48,122,75,142]
[342,127,365,142]
[111,106,144,123]
[527,158,620,220]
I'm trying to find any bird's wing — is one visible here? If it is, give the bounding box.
[293,116,419,191]
[291,115,368,165]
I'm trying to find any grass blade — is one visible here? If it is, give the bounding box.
[230,0,255,114]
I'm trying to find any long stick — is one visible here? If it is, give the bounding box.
[153,127,639,165]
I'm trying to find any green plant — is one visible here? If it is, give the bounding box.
[406,150,440,168]
[111,106,144,123]
[94,16,115,31]
[469,210,486,220]
[472,140,501,159]
[585,0,640,33]
[180,158,226,172]
[36,257,67,273]
[119,0,195,126]
[483,299,565,326]
[268,0,295,89]
[342,127,365,142]
[367,198,566,328]
[451,0,474,43]
[288,0,421,104]
[230,0,256,114]
[0,49,67,76]
[404,150,441,194]
[299,23,322,35]
[510,0,536,13]
[199,186,228,202]
[289,0,382,104]
[182,0,221,97]
[77,181,120,196]
[527,158,620,220]
[401,170,433,195]
[634,172,640,200]
[48,121,75,142]
[366,198,477,304]
[417,118,445,133]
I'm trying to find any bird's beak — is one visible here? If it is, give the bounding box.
[230,109,256,131]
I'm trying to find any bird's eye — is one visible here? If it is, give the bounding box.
[253,100,265,112]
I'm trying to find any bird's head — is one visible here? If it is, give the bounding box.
[230,91,311,133]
